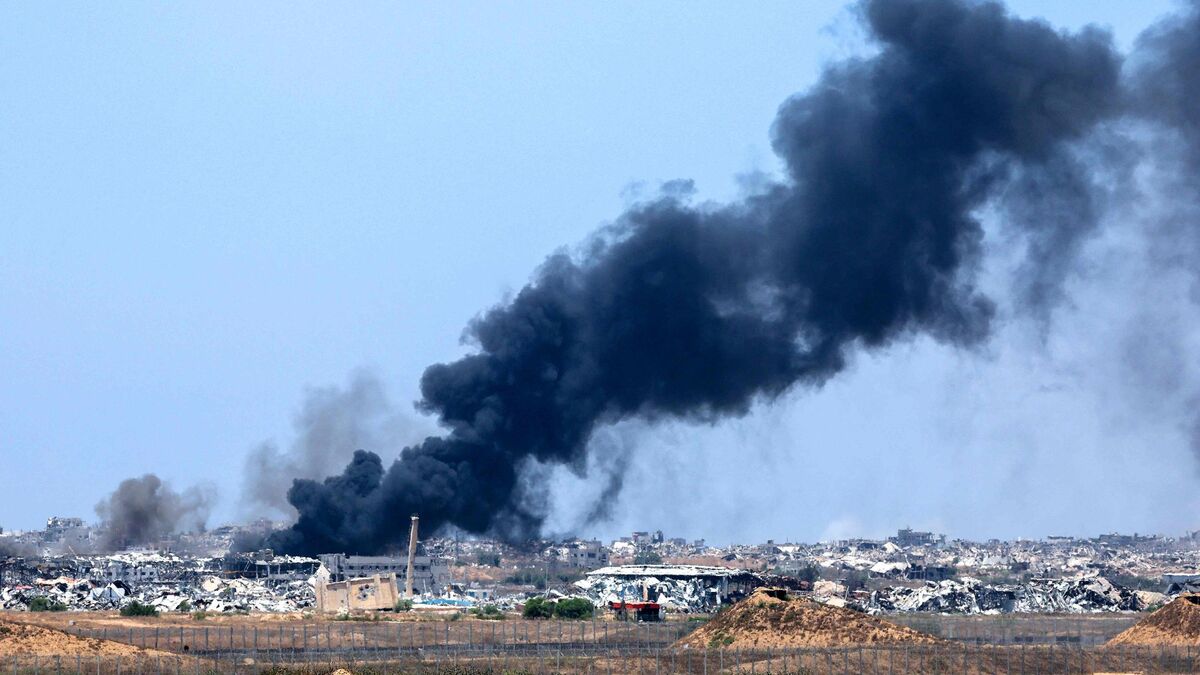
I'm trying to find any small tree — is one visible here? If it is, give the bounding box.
[522,597,554,619]
[394,598,413,612]
[470,604,505,620]
[553,598,594,620]
[796,564,821,584]
[28,596,66,612]
[120,601,159,617]
[633,551,662,565]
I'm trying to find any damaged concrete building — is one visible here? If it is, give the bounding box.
[318,553,450,596]
[575,564,762,613]
[315,572,400,613]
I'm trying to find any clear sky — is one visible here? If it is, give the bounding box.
[0,1,1191,542]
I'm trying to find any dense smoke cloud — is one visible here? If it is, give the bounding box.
[1124,1,1200,461]
[241,370,429,518]
[95,474,214,551]
[266,0,1127,555]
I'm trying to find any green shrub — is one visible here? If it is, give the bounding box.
[28,596,67,612]
[633,551,663,565]
[120,601,159,617]
[521,597,554,619]
[191,611,208,621]
[552,598,594,620]
[470,604,505,620]
[177,600,192,613]
[394,598,413,612]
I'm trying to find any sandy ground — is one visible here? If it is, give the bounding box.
[677,587,942,649]
[1109,594,1200,646]
[0,616,175,657]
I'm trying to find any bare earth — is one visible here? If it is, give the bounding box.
[0,617,172,657]
[1108,594,1200,646]
[675,587,942,649]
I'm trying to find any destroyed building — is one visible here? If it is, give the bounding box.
[563,540,609,568]
[575,564,762,613]
[318,553,450,595]
[315,572,399,613]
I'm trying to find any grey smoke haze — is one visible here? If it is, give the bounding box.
[1122,1,1200,463]
[265,0,1134,555]
[241,370,430,518]
[0,538,35,558]
[94,474,214,551]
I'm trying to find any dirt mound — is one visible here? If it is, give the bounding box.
[0,617,165,657]
[676,588,941,649]
[1108,594,1200,646]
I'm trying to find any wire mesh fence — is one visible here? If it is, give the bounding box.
[887,611,1142,646]
[54,612,1146,654]
[62,619,694,654]
[5,643,1200,674]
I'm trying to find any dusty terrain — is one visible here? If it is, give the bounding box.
[676,587,941,649]
[0,616,173,657]
[1108,594,1200,646]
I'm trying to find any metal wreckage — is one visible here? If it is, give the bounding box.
[860,574,1168,615]
[0,551,318,613]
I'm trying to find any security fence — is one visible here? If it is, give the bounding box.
[63,619,694,654]
[5,643,1200,674]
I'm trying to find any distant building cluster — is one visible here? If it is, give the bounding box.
[4,514,1200,617]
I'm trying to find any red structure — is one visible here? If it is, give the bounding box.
[608,600,662,622]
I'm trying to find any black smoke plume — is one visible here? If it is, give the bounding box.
[267,0,1122,555]
[95,474,214,551]
[241,369,429,518]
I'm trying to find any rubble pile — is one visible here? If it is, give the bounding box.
[573,565,761,613]
[676,588,942,649]
[1108,595,1200,646]
[0,551,318,613]
[574,575,720,612]
[0,574,315,613]
[862,575,1164,615]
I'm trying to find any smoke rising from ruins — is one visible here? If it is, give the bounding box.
[94,474,215,551]
[261,0,1145,555]
[74,0,1200,553]
[241,370,430,518]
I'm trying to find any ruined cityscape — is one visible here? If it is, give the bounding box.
[4,516,1200,618]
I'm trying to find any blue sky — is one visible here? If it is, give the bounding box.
[0,1,1190,541]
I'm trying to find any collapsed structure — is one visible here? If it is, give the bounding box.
[0,551,317,613]
[862,574,1166,615]
[574,565,762,613]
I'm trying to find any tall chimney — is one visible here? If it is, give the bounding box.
[405,514,419,599]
